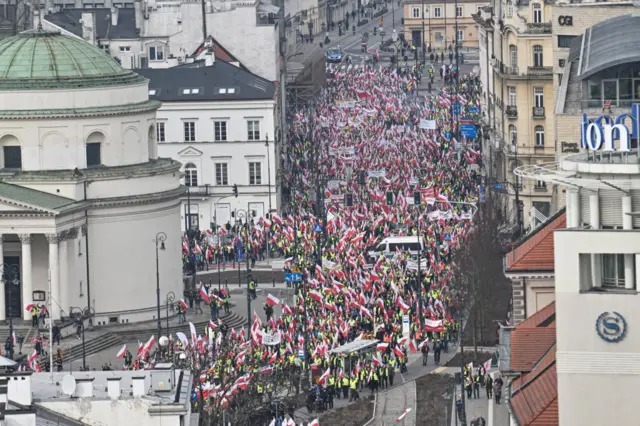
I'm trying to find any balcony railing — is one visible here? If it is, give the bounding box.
[525,22,551,34]
[506,105,518,118]
[185,185,214,195]
[534,184,548,192]
[527,66,553,76]
[532,106,545,118]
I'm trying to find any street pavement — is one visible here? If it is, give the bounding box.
[451,369,510,426]
[368,380,416,426]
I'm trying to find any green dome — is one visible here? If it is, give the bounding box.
[0,29,145,89]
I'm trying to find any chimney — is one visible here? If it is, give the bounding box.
[134,0,143,31]
[107,377,121,400]
[81,12,96,46]
[132,376,146,397]
[74,378,94,398]
[111,7,119,26]
[204,49,214,67]
[7,373,32,406]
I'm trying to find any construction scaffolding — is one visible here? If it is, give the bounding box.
[286,48,326,108]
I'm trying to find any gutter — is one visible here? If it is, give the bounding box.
[504,381,521,426]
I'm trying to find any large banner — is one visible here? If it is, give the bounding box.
[260,330,282,346]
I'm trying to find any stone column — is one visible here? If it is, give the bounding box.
[59,228,74,319]
[622,196,634,289]
[19,234,32,321]
[0,235,5,321]
[46,233,60,321]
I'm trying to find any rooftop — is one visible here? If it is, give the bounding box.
[137,60,276,102]
[0,182,78,214]
[0,29,144,90]
[44,8,138,40]
[505,209,566,273]
[508,302,556,373]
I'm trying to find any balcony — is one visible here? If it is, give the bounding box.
[524,22,551,34]
[506,105,518,118]
[185,185,214,196]
[527,66,553,78]
[532,106,545,118]
[534,184,548,192]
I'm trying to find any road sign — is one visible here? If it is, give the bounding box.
[298,349,305,359]
[460,116,474,125]
[444,233,451,241]
[453,103,460,115]
[479,185,486,202]
[285,272,303,283]
[493,183,503,190]
[313,224,323,234]
[460,124,477,139]
[444,132,452,140]
[402,315,410,338]
[468,106,480,114]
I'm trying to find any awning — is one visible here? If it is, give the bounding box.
[258,3,280,14]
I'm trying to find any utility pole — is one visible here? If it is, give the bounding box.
[421,0,425,64]
[200,0,208,41]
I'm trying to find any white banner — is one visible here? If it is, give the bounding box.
[424,319,443,328]
[406,259,428,271]
[322,259,340,270]
[367,170,387,178]
[419,119,437,130]
[260,331,282,346]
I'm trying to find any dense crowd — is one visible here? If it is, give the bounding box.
[173,61,483,425]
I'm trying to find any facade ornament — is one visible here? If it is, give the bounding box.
[67,227,79,240]
[81,223,88,236]
[45,233,59,244]
[18,234,31,245]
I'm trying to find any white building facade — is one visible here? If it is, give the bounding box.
[139,60,278,232]
[0,30,183,324]
[516,144,640,425]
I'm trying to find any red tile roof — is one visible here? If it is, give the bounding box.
[510,346,558,426]
[510,302,556,372]
[505,210,566,272]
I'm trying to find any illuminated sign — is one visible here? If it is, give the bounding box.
[580,103,640,152]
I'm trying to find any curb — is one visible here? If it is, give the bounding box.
[363,392,378,426]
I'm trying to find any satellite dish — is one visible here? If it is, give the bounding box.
[159,336,169,347]
[473,66,480,74]
[61,375,76,397]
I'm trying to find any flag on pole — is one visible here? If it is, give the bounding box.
[179,299,188,312]
[396,408,412,421]
[266,294,280,306]
[116,344,127,359]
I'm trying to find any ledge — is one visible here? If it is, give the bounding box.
[0,100,161,119]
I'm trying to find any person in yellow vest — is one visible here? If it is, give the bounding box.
[349,375,359,402]
[342,375,349,399]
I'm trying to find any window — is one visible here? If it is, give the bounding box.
[183,121,196,142]
[456,30,463,42]
[214,121,227,141]
[535,125,545,146]
[185,204,199,230]
[456,6,463,17]
[148,45,164,61]
[532,3,542,24]
[412,7,420,18]
[3,146,21,169]
[215,163,229,186]
[535,179,546,188]
[506,0,513,18]
[249,162,262,185]
[534,87,544,108]
[86,143,101,167]
[184,163,198,187]
[156,122,165,142]
[602,254,627,288]
[533,45,543,67]
[434,7,441,17]
[509,125,517,144]
[508,86,516,106]
[533,201,550,217]
[119,46,131,52]
[247,120,260,141]
[509,45,518,69]
[557,35,576,49]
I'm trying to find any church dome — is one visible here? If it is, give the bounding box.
[0,29,145,90]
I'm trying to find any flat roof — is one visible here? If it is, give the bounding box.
[330,339,379,354]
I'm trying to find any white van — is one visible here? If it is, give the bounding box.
[368,236,424,259]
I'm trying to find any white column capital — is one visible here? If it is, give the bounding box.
[18,234,31,245]
[45,233,60,244]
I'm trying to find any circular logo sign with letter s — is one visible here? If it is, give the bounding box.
[596,312,627,343]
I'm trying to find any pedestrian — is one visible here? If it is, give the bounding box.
[473,373,480,399]
[485,374,493,399]
[494,375,503,404]
[52,324,61,345]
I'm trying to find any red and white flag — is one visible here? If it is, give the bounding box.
[409,339,418,353]
[484,358,492,371]
[199,284,210,304]
[266,294,280,306]
[116,344,127,359]
[396,408,412,421]
[309,290,323,302]
[28,350,37,365]
[309,419,320,426]
[376,342,389,352]
[179,299,188,312]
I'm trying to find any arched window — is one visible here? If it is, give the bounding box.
[533,45,543,67]
[0,134,21,170]
[532,3,542,24]
[509,125,518,145]
[86,131,104,167]
[184,163,198,187]
[535,125,545,147]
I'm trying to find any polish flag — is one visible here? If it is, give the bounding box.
[272,214,284,226]
[396,408,412,421]
[319,368,331,384]
[209,319,218,329]
[393,346,404,358]
[309,419,320,426]
[282,304,293,316]
[409,339,418,353]
[189,322,197,345]
[309,290,323,302]
[370,271,381,281]
[284,257,294,266]
[199,284,210,304]
[179,299,188,312]
[218,227,228,236]
[28,350,37,365]
[116,344,127,359]
[266,294,280,306]
[372,356,382,367]
[484,358,492,371]
[376,342,389,352]
[143,335,155,352]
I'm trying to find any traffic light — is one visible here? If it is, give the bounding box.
[233,184,238,198]
[251,210,256,218]
[345,193,353,207]
[414,191,421,206]
[386,192,393,206]
[358,171,366,185]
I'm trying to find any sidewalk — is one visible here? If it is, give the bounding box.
[451,372,510,426]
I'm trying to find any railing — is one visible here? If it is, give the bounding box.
[527,66,553,76]
[525,22,551,34]
[534,184,548,192]
[506,105,518,118]
[185,185,214,195]
[532,106,545,118]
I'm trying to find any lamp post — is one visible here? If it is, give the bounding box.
[234,209,253,339]
[265,134,273,263]
[153,232,167,340]
[165,291,175,336]
[421,0,426,64]
[1,264,20,360]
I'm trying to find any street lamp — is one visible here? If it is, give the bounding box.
[165,291,175,337]
[265,134,273,263]
[153,232,167,341]
[234,209,254,339]
[1,264,20,360]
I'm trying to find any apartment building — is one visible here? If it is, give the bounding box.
[403,0,487,49]
[474,0,554,232]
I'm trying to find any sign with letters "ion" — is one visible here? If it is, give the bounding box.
[580,103,640,152]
